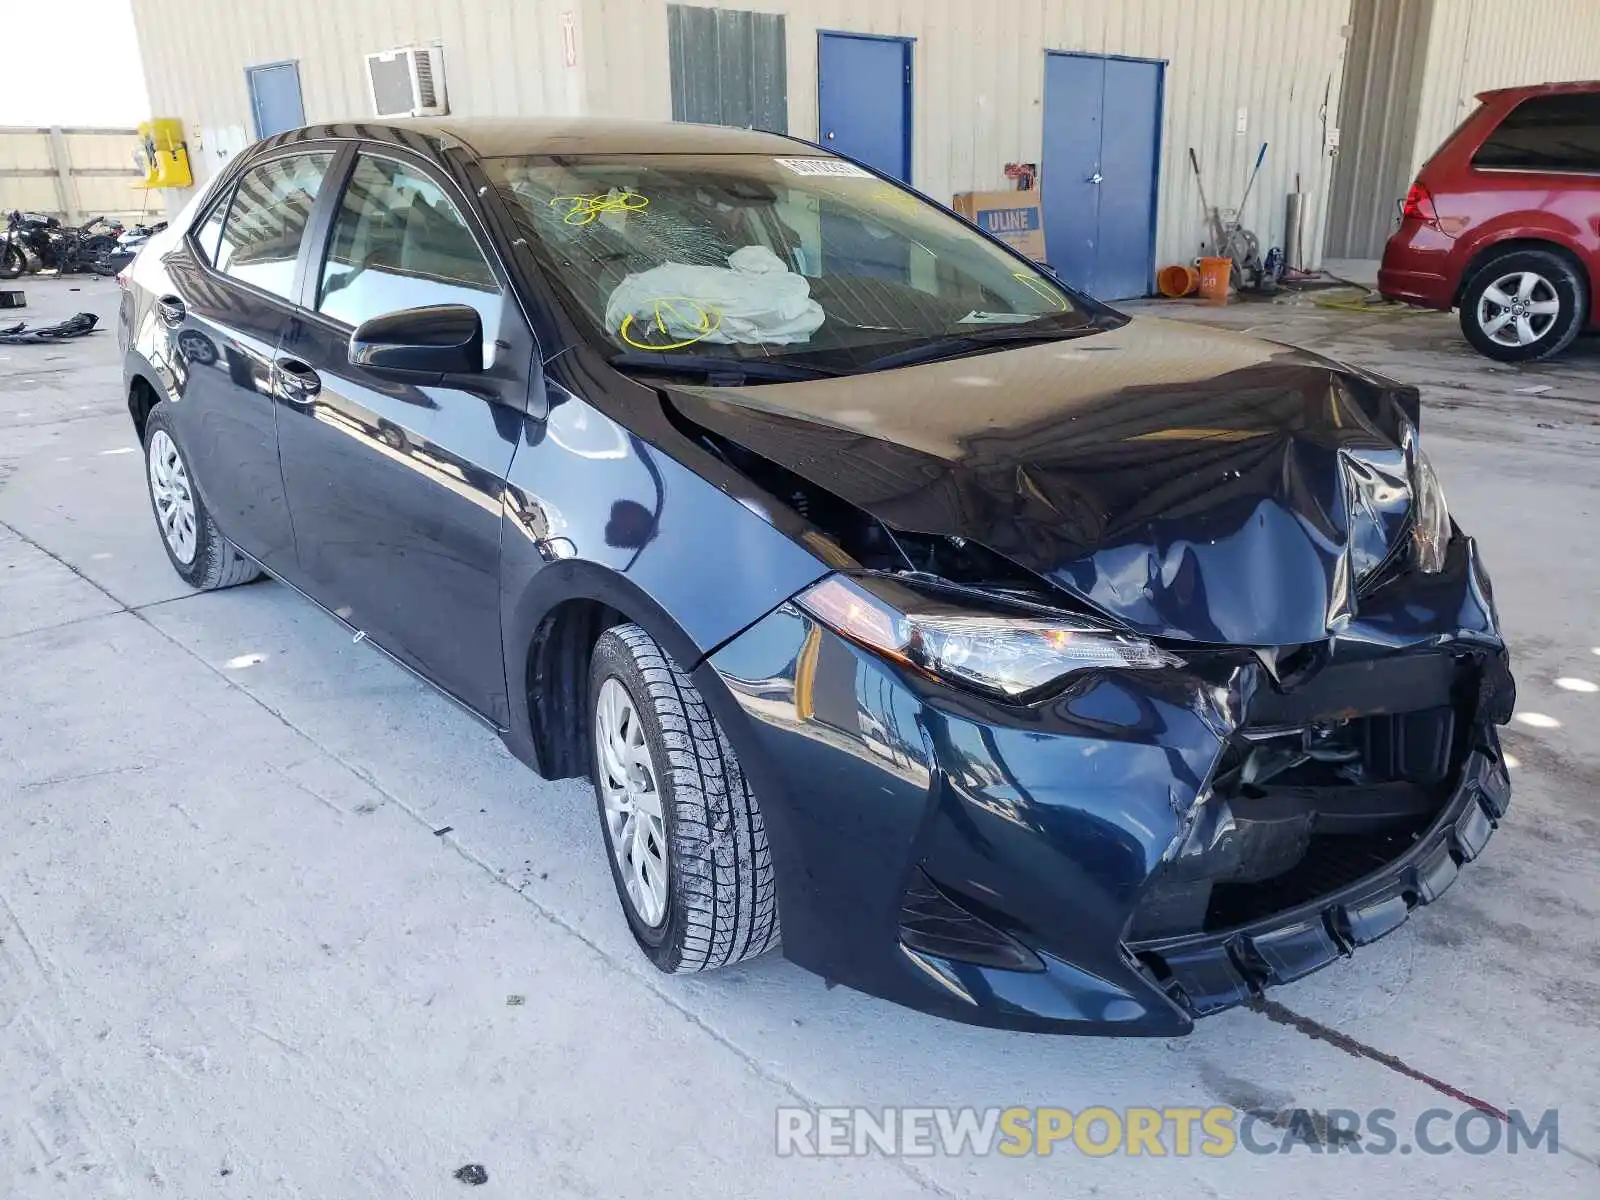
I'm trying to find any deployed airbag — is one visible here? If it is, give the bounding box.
[604,246,825,347]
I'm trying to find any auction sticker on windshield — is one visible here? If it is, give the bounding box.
[774,157,874,178]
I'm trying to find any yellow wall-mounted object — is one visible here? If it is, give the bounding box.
[136,118,193,189]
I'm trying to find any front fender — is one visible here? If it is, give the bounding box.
[496,384,828,772]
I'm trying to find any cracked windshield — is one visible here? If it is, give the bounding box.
[488,153,1101,375]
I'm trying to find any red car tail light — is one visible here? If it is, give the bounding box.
[1401,181,1439,224]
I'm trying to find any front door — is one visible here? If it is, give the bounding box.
[818,33,912,181]
[274,149,531,722]
[1041,52,1163,300]
[166,149,335,572]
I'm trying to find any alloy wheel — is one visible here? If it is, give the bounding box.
[1476,271,1561,348]
[594,676,670,927]
[147,429,198,564]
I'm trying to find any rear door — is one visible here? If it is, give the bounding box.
[1470,91,1600,313]
[165,148,338,572]
[274,147,535,723]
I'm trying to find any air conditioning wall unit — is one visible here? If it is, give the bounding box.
[365,43,448,118]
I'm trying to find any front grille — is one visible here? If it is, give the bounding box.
[1129,687,1469,941]
[1203,822,1429,930]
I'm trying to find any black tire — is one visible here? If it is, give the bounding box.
[141,404,263,590]
[0,242,23,280]
[588,623,780,972]
[1458,248,1588,363]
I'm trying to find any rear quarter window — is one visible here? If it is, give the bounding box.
[193,197,228,265]
[1472,93,1600,172]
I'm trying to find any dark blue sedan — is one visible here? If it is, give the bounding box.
[119,118,1513,1034]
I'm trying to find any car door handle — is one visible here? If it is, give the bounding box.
[274,358,321,404]
[155,294,185,325]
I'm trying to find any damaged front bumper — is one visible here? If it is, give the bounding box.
[700,536,1513,1035]
[1130,726,1509,1018]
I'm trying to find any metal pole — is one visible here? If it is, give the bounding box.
[1284,192,1305,273]
[47,127,77,223]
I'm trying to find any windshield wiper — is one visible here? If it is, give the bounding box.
[853,321,1104,374]
[609,352,840,385]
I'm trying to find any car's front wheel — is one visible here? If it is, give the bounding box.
[588,623,780,972]
[1458,248,1588,363]
[142,405,262,590]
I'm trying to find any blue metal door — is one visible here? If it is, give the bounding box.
[1041,54,1104,295]
[1095,58,1163,300]
[246,62,305,139]
[817,33,911,181]
[1041,52,1163,300]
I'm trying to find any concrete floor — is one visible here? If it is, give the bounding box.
[1,277,1598,1198]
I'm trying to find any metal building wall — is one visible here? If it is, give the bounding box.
[585,0,1354,272]
[1411,0,1600,176]
[0,128,149,223]
[133,0,1353,272]
[130,0,587,188]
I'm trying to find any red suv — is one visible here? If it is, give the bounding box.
[1379,81,1599,362]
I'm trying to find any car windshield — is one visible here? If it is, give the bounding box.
[484,153,1111,377]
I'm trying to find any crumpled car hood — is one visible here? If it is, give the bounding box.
[664,317,1431,646]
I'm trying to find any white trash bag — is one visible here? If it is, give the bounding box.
[604,245,825,347]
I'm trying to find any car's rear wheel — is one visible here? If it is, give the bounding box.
[588,623,780,972]
[142,405,262,590]
[1458,249,1587,363]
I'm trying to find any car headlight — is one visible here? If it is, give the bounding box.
[1410,443,1450,574]
[794,575,1178,699]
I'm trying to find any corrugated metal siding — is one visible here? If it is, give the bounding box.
[0,127,148,221]
[133,0,1351,269]
[1324,0,1434,259]
[131,0,587,193]
[585,0,1352,273]
[666,4,789,131]
[134,0,1597,275]
[1411,0,1600,176]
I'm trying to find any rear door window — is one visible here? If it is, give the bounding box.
[1473,93,1600,172]
[316,152,502,355]
[213,152,335,299]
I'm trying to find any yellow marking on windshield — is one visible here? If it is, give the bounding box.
[1012,271,1069,311]
[618,296,723,350]
[869,184,923,215]
[549,192,650,226]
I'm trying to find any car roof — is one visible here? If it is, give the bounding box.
[1476,79,1600,102]
[263,116,814,160]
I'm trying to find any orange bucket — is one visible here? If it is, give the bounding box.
[1197,256,1233,304]
[1157,264,1199,298]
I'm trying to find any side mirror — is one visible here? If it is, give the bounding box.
[349,304,483,380]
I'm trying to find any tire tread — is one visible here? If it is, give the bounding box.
[597,624,779,973]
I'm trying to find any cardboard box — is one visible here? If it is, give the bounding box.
[952,189,1047,261]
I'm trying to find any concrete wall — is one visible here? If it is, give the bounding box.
[0,128,150,223]
[1411,0,1600,176]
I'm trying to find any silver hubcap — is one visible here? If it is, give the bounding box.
[595,677,669,927]
[147,430,198,564]
[1477,271,1561,347]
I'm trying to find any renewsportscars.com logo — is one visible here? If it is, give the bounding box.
[775,1106,1560,1158]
